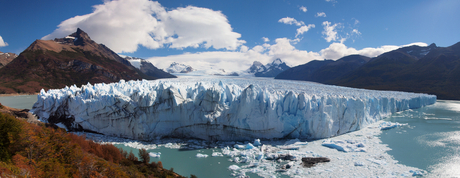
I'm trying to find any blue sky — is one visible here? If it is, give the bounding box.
[1,0,459,71]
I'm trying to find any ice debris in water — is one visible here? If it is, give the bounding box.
[149,152,161,158]
[380,121,408,130]
[196,153,208,158]
[31,78,436,141]
[73,120,427,178]
[253,139,261,146]
[228,165,240,171]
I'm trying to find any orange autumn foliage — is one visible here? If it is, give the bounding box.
[0,112,185,178]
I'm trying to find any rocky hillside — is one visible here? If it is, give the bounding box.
[124,56,176,78]
[0,28,157,94]
[276,42,460,100]
[332,42,460,99]
[0,51,17,68]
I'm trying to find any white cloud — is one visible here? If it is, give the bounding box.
[322,21,340,42]
[43,0,244,53]
[147,39,428,74]
[299,6,307,12]
[315,12,327,17]
[278,17,304,26]
[0,36,8,47]
[147,37,322,72]
[354,19,360,25]
[262,37,270,42]
[320,42,428,60]
[279,17,314,37]
[352,29,361,35]
[296,24,315,37]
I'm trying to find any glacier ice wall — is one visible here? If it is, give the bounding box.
[31,78,436,141]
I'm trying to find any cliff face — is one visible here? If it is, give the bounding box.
[0,28,155,94]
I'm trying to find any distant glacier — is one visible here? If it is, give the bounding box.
[31,78,436,141]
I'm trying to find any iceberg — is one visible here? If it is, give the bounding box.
[31,78,436,141]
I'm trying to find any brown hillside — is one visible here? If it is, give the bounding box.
[0,51,17,69]
[0,28,156,94]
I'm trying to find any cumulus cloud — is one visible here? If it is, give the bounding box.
[262,37,270,42]
[299,6,307,12]
[43,0,244,53]
[278,17,304,26]
[147,37,322,71]
[296,24,315,37]
[315,12,327,17]
[147,39,428,73]
[279,17,315,37]
[320,42,428,60]
[0,36,8,47]
[322,21,340,42]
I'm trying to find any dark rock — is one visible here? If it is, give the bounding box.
[301,157,331,168]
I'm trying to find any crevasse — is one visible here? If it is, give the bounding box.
[31,78,436,141]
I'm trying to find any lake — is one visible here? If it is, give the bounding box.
[1,95,459,177]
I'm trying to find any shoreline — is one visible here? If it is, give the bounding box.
[0,93,38,97]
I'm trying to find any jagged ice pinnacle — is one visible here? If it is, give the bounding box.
[31,78,436,141]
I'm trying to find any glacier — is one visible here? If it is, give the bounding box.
[31,77,436,141]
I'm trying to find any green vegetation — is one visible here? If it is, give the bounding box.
[0,112,186,178]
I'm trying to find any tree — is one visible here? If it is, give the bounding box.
[128,150,137,161]
[138,148,150,164]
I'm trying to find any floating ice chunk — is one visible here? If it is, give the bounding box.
[253,139,261,146]
[196,153,208,158]
[234,143,255,150]
[229,165,240,171]
[149,152,161,158]
[380,121,407,130]
[212,152,224,157]
[164,143,181,149]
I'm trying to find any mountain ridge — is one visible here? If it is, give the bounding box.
[0,28,161,94]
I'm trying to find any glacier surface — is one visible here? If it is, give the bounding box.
[31,77,436,141]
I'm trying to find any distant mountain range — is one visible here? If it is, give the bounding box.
[0,28,173,94]
[0,51,17,68]
[247,58,290,77]
[276,42,460,100]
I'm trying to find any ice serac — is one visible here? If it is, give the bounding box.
[31,78,436,141]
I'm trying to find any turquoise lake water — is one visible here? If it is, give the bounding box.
[1,95,459,177]
[380,100,460,177]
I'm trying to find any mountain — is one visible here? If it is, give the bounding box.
[165,62,196,73]
[276,55,370,83]
[247,58,290,77]
[124,56,176,79]
[0,28,155,94]
[332,42,460,99]
[0,51,17,68]
[275,42,460,100]
[310,55,371,83]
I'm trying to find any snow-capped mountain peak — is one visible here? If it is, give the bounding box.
[165,62,195,73]
[246,58,290,77]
